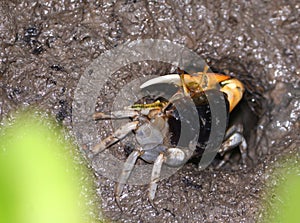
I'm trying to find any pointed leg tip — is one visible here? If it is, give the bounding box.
[115,196,123,212]
[149,198,155,207]
[149,198,160,214]
[148,187,158,210]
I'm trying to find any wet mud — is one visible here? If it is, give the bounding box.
[0,1,299,222]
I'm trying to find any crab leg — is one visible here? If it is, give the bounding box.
[223,124,242,139]
[93,110,138,120]
[148,153,164,204]
[219,132,247,155]
[92,121,139,154]
[115,149,141,208]
[219,124,245,154]
[217,124,247,168]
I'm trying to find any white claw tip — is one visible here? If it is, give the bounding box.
[140,75,181,89]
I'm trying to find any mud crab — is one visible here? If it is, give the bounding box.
[92,66,247,207]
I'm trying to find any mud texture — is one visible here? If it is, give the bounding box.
[0,1,299,222]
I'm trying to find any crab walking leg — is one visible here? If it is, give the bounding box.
[92,121,139,154]
[93,110,138,120]
[219,124,246,156]
[217,128,247,169]
[115,149,141,208]
[222,124,243,140]
[148,153,164,204]
[219,132,246,154]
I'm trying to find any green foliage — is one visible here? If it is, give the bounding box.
[262,158,300,223]
[0,112,100,223]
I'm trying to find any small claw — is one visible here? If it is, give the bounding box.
[92,121,139,154]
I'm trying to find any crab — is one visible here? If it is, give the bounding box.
[92,66,247,207]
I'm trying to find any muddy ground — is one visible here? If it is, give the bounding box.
[0,1,299,222]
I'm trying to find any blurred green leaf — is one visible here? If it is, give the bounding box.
[271,172,300,222]
[263,158,300,223]
[0,112,98,223]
